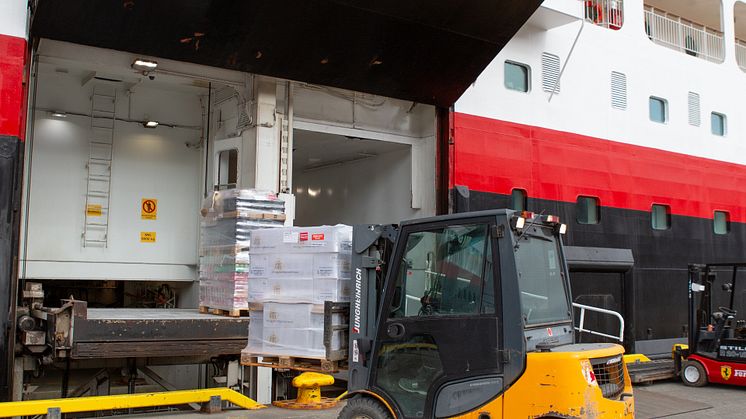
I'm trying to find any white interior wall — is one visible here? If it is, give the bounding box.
[290,84,438,225]
[22,40,438,291]
[294,144,420,226]
[22,60,204,287]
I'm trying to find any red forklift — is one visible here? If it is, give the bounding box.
[677,263,746,386]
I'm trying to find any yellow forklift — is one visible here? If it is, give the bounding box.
[340,209,634,418]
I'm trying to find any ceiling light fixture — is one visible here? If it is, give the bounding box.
[143,120,159,128]
[50,111,67,118]
[132,59,158,72]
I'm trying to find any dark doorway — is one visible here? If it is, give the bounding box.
[565,247,635,353]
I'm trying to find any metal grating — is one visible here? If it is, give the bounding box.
[688,92,701,126]
[610,71,627,110]
[541,52,561,94]
[591,355,626,399]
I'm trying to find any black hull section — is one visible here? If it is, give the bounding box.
[0,135,22,401]
[455,188,746,349]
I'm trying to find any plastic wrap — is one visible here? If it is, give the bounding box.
[249,225,352,254]
[198,189,285,311]
[244,225,352,359]
[245,303,346,358]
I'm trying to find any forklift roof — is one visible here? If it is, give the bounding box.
[30,0,542,107]
[398,209,515,226]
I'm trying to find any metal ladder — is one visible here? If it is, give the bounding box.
[82,85,116,248]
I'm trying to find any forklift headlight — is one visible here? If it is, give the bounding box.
[515,217,526,229]
[559,224,567,235]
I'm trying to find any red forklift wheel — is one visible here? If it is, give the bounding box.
[681,360,708,387]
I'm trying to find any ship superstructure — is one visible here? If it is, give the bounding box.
[454,0,746,353]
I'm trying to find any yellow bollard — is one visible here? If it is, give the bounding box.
[272,372,339,410]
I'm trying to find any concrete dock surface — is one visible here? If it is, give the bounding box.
[94,379,746,418]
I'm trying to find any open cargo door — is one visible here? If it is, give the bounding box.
[30,0,543,108]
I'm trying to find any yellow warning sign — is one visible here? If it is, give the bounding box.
[140,231,156,243]
[141,198,158,220]
[86,204,102,216]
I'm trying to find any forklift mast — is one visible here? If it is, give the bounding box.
[348,224,398,392]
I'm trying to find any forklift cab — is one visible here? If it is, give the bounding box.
[343,210,633,419]
[680,264,746,386]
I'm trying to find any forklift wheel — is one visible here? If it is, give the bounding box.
[681,360,708,387]
[338,395,394,419]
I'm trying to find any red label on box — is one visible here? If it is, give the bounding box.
[299,232,309,241]
[312,234,325,241]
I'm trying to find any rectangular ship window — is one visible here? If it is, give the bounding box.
[649,96,668,123]
[714,211,730,235]
[511,188,527,212]
[651,204,671,230]
[577,196,600,224]
[504,61,530,92]
[711,112,726,136]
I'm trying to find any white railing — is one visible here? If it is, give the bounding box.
[585,0,624,30]
[644,8,724,63]
[573,302,625,342]
[736,40,746,71]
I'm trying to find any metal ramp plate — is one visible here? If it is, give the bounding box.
[634,388,711,419]
[628,359,677,384]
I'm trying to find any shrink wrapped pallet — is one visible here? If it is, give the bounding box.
[198,189,285,312]
[244,225,352,359]
[246,303,346,358]
[246,225,352,305]
[249,225,353,254]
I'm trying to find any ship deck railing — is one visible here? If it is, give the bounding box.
[736,39,746,71]
[644,6,725,63]
[584,0,624,30]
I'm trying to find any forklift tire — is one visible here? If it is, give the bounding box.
[338,395,394,419]
[681,360,708,387]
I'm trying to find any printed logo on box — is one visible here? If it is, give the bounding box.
[300,232,309,241]
[312,233,325,241]
[282,232,299,243]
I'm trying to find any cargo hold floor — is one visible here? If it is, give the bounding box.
[86,308,227,320]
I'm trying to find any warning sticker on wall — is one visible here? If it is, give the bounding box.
[140,231,156,243]
[86,204,102,217]
[141,198,158,220]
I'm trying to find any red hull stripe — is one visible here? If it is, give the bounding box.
[0,34,26,139]
[453,112,746,222]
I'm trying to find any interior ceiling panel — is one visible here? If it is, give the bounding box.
[31,0,542,107]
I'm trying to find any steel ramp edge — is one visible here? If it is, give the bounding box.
[0,388,266,417]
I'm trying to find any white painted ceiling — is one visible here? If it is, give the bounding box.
[292,130,408,172]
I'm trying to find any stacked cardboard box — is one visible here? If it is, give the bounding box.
[246,303,346,358]
[198,189,285,312]
[244,225,351,358]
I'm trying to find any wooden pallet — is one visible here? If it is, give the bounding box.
[240,352,343,373]
[198,306,250,318]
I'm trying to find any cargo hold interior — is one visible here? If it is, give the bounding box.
[18,39,438,310]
